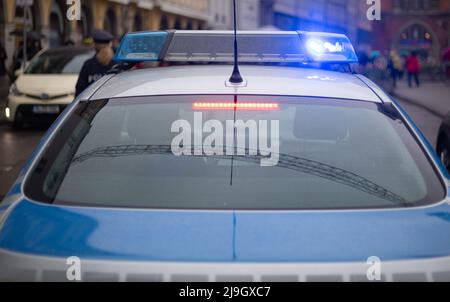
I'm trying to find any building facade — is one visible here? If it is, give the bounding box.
[259,0,373,52]
[372,0,450,60]
[208,0,232,29]
[1,0,210,68]
[236,0,260,30]
[208,0,260,30]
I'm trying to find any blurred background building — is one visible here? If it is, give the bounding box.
[373,0,450,61]
[208,0,260,30]
[1,0,450,69]
[259,0,374,53]
[0,0,210,68]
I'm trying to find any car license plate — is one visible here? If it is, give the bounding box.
[32,106,60,114]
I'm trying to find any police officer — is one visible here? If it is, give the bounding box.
[75,29,115,97]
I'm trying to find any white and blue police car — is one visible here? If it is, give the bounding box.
[0,30,450,282]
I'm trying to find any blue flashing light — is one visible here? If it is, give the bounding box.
[305,39,325,55]
[114,31,169,63]
[113,30,358,65]
[300,32,359,63]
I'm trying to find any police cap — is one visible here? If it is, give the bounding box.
[91,29,114,44]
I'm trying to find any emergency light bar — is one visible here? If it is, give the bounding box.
[114,30,359,64]
[114,31,169,62]
[300,31,358,63]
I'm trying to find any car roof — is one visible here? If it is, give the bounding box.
[90,65,382,103]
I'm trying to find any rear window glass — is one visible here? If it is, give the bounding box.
[25,50,93,74]
[25,95,445,210]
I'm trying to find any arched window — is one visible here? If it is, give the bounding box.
[160,15,169,30]
[49,2,64,47]
[0,1,5,25]
[104,8,117,37]
[134,13,143,32]
[14,3,37,32]
[398,23,433,47]
[0,1,5,48]
[79,5,92,38]
[174,18,181,30]
[74,5,92,45]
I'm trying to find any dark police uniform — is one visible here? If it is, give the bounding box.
[75,30,115,97]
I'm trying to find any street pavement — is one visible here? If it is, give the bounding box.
[393,81,450,148]
[0,124,46,198]
[0,77,448,199]
[393,81,450,119]
[0,76,47,199]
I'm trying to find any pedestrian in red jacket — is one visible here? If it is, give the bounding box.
[406,51,420,88]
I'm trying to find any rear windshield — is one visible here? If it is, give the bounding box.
[25,50,93,74]
[25,95,445,210]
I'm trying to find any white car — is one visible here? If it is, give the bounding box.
[5,46,94,127]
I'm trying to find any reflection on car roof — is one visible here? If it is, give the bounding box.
[92,65,382,103]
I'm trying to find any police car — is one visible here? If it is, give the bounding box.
[1,30,450,282]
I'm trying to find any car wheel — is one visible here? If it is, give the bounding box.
[437,137,450,171]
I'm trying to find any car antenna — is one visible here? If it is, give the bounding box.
[229,0,243,84]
